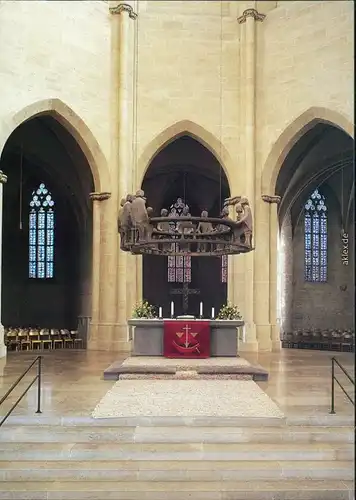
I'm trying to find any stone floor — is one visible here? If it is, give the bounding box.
[0,348,354,418]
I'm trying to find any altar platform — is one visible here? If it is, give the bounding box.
[103,356,269,381]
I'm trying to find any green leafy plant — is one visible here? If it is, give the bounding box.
[217,303,242,320]
[132,300,157,319]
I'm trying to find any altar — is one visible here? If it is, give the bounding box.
[128,318,244,357]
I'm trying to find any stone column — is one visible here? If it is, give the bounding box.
[110,1,137,351]
[0,170,7,359]
[263,195,281,351]
[237,7,265,351]
[88,191,110,350]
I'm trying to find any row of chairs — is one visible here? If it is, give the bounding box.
[4,327,84,351]
[281,329,354,352]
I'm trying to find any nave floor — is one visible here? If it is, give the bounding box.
[0,348,354,418]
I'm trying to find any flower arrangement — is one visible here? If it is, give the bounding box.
[217,303,242,320]
[132,300,157,319]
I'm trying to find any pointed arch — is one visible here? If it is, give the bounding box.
[261,107,354,196]
[0,98,110,192]
[137,120,233,187]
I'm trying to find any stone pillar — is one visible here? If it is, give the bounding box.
[110,1,137,351]
[263,195,281,351]
[0,170,7,359]
[279,209,293,339]
[237,7,265,351]
[88,191,110,349]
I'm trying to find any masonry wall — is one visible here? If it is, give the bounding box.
[0,0,111,160]
[257,0,354,181]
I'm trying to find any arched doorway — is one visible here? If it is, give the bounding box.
[141,134,230,317]
[276,122,354,335]
[0,115,94,334]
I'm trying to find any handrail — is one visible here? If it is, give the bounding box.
[0,356,42,426]
[330,356,355,414]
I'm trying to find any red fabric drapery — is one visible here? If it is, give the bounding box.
[163,320,210,358]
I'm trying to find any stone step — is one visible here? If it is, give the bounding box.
[0,460,353,482]
[1,413,354,427]
[0,442,353,461]
[0,480,353,500]
[0,425,353,443]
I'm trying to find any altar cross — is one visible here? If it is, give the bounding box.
[170,282,200,315]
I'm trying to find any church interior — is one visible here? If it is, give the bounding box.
[0,1,354,498]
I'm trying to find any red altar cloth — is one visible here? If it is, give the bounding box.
[163,320,210,358]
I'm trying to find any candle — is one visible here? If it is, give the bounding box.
[211,307,215,319]
[171,301,174,318]
[159,307,162,318]
[200,302,203,317]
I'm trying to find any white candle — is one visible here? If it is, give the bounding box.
[200,302,203,317]
[211,307,215,319]
[171,301,174,317]
[159,307,162,318]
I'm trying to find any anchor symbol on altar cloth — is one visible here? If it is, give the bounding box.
[172,324,201,355]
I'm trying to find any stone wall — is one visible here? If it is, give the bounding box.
[0,0,111,162]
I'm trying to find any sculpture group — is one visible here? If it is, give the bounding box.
[118,190,254,256]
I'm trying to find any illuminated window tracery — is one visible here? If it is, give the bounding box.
[304,188,327,282]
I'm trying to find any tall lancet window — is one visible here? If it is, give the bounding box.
[167,197,191,283]
[221,255,228,283]
[29,183,55,279]
[304,188,327,282]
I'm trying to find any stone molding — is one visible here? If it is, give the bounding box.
[237,8,266,24]
[0,171,7,184]
[109,3,138,19]
[90,192,111,201]
[262,194,281,204]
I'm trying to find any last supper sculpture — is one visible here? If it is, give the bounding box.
[117,190,254,257]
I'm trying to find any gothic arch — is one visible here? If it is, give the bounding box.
[261,107,354,196]
[0,98,110,193]
[138,120,233,187]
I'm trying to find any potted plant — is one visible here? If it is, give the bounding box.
[132,300,157,319]
[217,302,242,320]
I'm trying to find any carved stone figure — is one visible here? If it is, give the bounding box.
[235,197,253,248]
[197,210,213,252]
[117,198,126,233]
[119,195,134,250]
[157,208,170,232]
[130,189,149,242]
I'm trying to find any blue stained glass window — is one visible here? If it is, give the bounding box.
[28,183,55,279]
[304,188,327,282]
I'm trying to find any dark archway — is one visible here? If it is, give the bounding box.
[142,135,230,317]
[0,115,94,332]
[276,123,354,335]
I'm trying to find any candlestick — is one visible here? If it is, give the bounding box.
[199,302,203,318]
[159,307,162,318]
[211,307,215,319]
[170,301,174,318]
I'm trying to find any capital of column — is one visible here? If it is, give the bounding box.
[237,8,266,24]
[90,192,111,202]
[109,3,138,19]
[262,194,281,204]
[0,171,7,184]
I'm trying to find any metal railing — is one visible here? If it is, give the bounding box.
[0,356,42,427]
[330,356,355,414]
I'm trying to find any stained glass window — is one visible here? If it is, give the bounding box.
[221,255,228,283]
[304,188,327,282]
[167,197,191,284]
[29,183,55,279]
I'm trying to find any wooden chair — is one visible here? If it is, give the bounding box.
[71,330,83,349]
[61,329,74,349]
[29,329,41,350]
[40,328,52,350]
[51,329,63,349]
[341,333,354,352]
[5,328,19,351]
[18,328,31,351]
[330,331,342,352]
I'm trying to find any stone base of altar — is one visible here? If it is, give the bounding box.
[127,318,244,357]
[103,356,269,381]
